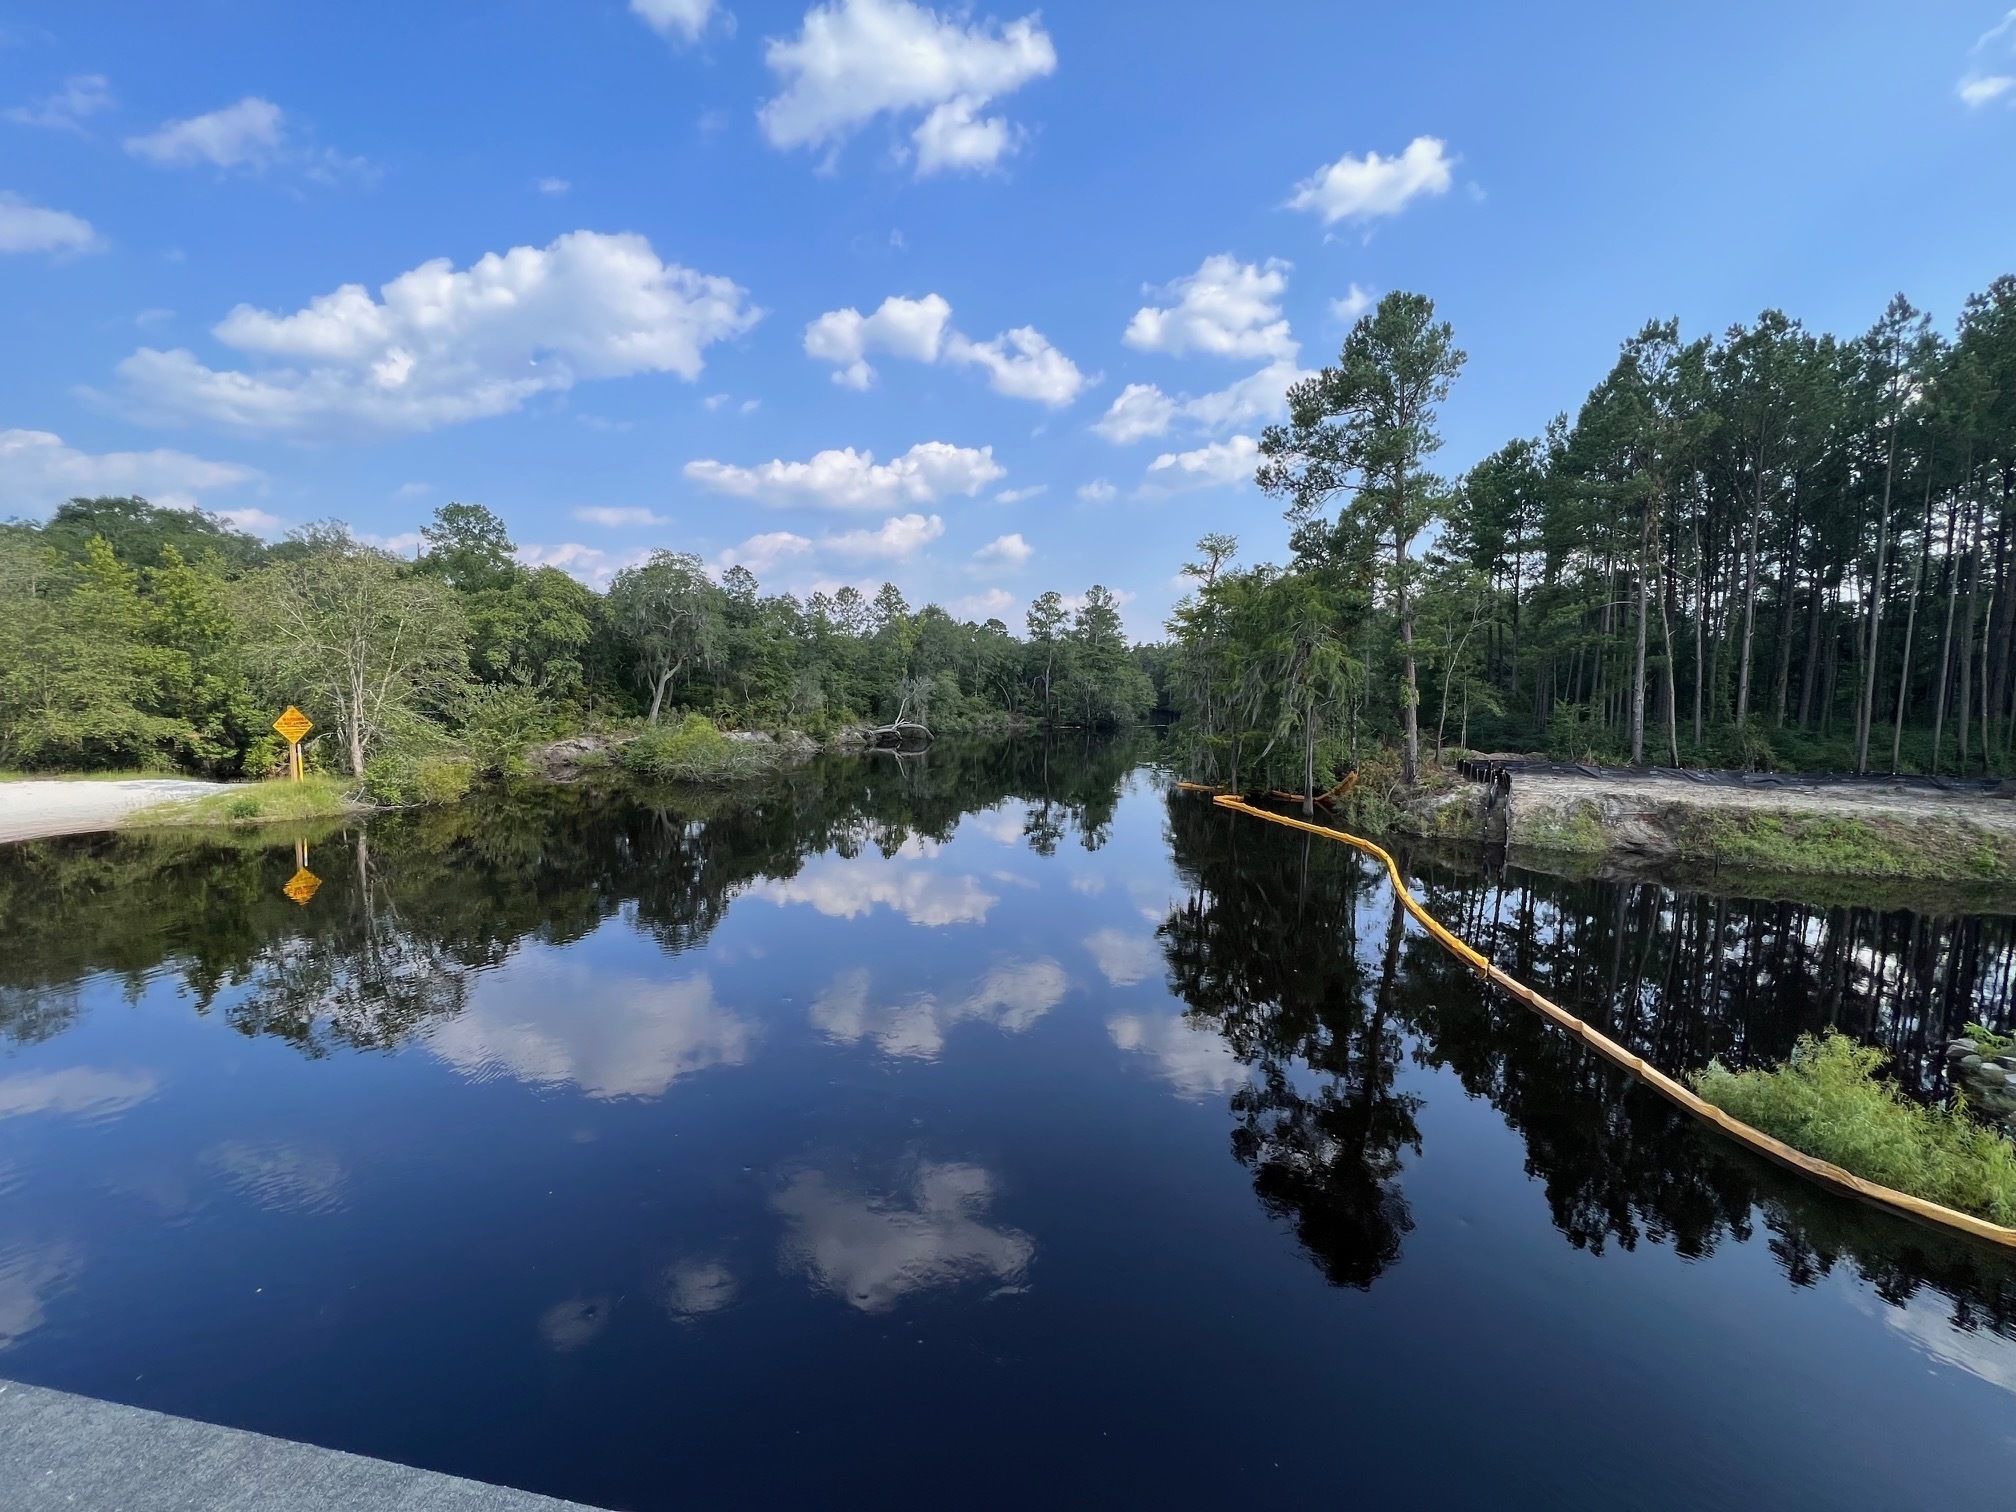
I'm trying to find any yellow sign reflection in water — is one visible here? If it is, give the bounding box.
[283,837,319,906]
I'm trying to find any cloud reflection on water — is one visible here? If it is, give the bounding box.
[810,959,1065,1059]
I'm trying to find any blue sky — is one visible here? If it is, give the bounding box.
[3,1,2014,634]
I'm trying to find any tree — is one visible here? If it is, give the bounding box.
[1260,291,1467,784]
[249,533,471,775]
[1026,590,1068,722]
[417,502,517,594]
[605,551,724,723]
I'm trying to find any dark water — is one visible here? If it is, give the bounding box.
[3,740,2016,1509]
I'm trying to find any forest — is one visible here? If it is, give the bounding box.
[1169,276,2016,795]
[0,495,1153,788]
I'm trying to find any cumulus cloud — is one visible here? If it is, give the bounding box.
[630,0,718,42]
[1287,136,1456,225]
[1959,10,2016,106]
[515,541,654,587]
[807,291,1088,404]
[811,958,1064,1059]
[774,1159,1034,1312]
[1332,283,1375,323]
[754,851,998,926]
[536,176,571,195]
[952,587,1015,619]
[971,532,1032,571]
[1077,479,1116,503]
[0,1067,158,1123]
[825,511,944,559]
[114,230,760,436]
[685,440,1003,512]
[1108,1012,1246,1100]
[126,96,288,169]
[1142,434,1259,494]
[426,956,757,1099]
[760,0,1056,176]
[1093,359,1307,444]
[717,529,814,574]
[1124,254,1295,361]
[805,293,952,388]
[6,74,113,133]
[0,428,258,516]
[993,484,1045,503]
[1083,928,1157,987]
[572,505,667,528]
[0,192,100,255]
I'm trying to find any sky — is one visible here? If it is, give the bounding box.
[3,0,2014,636]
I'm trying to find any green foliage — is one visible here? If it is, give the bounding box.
[452,681,557,777]
[1693,1032,2016,1224]
[618,713,782,785]
[362,748,477,806]
[1966,1022,2016,1057]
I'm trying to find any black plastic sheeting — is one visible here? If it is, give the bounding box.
[1454,758,2016,796]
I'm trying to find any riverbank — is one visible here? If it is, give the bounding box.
[1406,767,2016,885]
[0,779,227,844]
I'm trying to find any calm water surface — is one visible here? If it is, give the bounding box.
[3,739,2015,1509]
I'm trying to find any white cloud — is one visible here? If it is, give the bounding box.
[810,958,1064,1059]
[427,955,757,1099]
[573,505,667,528]
[1959,11,2016,107]
[760,0,1056,176]
[717,529,814,573]
[0,1067,158,1122]
[392,480,431,500]
[1331,283,1374,323]
[355,529,423,556]
[1108,1012,1246,1100]
[825,511,944,559]
[945,326,1089,404]
[754,852,998,926]
[774,1159,1034,1312]
[1142,434,1259,494]
[1124,254,1295,360]
[685,440,1003,512]
[1060,587,1134,614]
[0,1242,82,1350]
[952,587,1015,619]
[971,532,1032,570]
[0,428,258,516]
[1287,135,1456,225]
[993,484,1045,503]
[115,230,760,436]
[5,73,112,133]
[536,176,571,195]
[515,541,653,587]
[1083,928,1156,987]
[203,1140,346,1214]
[1076,479,1115,503]
[805,293,952,388]
[1093,359,1306,444]
[126,96,287,169]
[0,192,100,255]
[215,506,283,536]
[630,0,717,43]
[807,291,1087,404]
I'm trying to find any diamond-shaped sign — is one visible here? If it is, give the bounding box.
[273,706,314,744]
[282,867,322,906]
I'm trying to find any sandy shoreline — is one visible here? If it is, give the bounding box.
[0,780,226,844]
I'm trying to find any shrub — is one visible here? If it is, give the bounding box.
[1693,1031,2016,1224]
[453,682,556,777]
[619,712,779,786]
[363,749,475,806]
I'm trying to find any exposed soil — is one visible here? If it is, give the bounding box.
[0,780,225,844]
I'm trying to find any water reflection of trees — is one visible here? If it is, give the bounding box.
[1159,796,2016,1326]
[0,734,1148,1055]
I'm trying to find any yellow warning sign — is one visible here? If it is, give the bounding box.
[273,706,314,745]
[283,867,322,906]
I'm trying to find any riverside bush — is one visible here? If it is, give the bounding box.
[1693,1031,2016,1224]
[619,713,779,785]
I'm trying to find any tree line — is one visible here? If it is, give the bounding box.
[0,495,1154,781]
[1168,276,2016,797]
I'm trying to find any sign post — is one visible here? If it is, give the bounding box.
[273,706,314,782]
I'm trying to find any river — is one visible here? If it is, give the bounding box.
[1,737,2013,1508]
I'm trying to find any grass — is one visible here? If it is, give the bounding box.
[618,714,785,786]
[1692,1031,2016,1225]
[125,775,359,829]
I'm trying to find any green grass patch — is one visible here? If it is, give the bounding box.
[1673,810,2016,884]
[126,775,358,829]
[1692,1031,2016,1225]
[618,714,784,786]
